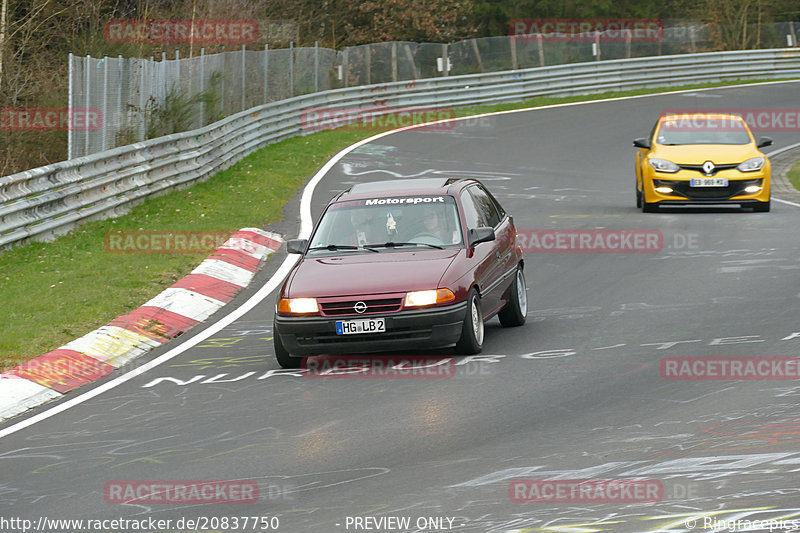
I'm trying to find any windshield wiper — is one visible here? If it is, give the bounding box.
[307,244,379,253]
[364,241,444,250]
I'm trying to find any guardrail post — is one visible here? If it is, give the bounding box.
[161,51,167,100]
[537,34,544,66]
[391,42,398,81]
[117,56,123,136]
[510,36,517,69]
[102,55,108,152]
[84,53,91,157]
[343,48,349,88]
[314,40,319,91]
[471,39,483,72]
[220,46,226,116]
[68,52,74,159]
[241,44,246,112]
[366,45,371,85]
[200,47,205,125]
[141,58,149,140]
[404,43,417,79]
[264,44,269,104]
[625,31,632,58]
[289,41,294,97]
[593,32,600,61]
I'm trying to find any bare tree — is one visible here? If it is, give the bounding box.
[702,0,772,49]
[0,0,7,90]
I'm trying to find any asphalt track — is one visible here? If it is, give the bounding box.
[3,81,800,533]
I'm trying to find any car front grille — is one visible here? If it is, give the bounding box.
[677,163,739,175]
[319,298,403,317]
[654,179,762,200]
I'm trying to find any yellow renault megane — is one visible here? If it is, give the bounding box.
[633,113,772,212]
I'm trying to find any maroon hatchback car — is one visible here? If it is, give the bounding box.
[273,178,526,368]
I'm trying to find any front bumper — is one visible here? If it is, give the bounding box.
[643,168,770,205]
[275,302,468,356]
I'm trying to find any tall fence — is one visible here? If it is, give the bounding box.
[68,21,800,159]
[5,49,800,251]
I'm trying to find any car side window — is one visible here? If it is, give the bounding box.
[460,189,485,230]
[468,185,502,228]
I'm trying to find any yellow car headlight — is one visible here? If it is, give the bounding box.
[404,288,455,308]
[737,157,765,172]
[648,158,680,173]
[278,297,319,314]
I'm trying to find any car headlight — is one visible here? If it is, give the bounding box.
[404,288,455,308]
[648,158,680,173]
[277,297,319,314]
[737,157,765,172]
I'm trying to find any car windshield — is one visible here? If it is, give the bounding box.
[308,195,463,253]
[656,116,753,145]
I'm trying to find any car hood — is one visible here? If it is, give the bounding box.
[651,144,763,164]
[286,249,461,298]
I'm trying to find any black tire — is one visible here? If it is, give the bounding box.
[642,200,659,213]
[456,289,484,355]
[498,267,527,327]
[273,324,301,369]
[636,186,642,208]
[753,200,770,212]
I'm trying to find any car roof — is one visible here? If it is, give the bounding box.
[334,178,477,202]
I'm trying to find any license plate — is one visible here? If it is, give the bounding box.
[336,318,386,335]
[690,177,728,187]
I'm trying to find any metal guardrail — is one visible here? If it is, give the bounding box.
[2,48,800,250]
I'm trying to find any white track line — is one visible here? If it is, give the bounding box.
[2,78,799,440]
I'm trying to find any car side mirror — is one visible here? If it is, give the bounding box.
[286,239,307,254]
[632,137,651,149]
[757,137,773,148]
[468,227,495,247]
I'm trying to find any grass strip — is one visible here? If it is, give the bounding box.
[0,78,790,367]
[787,160,800,191]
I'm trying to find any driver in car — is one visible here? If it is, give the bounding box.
[419,206,458,244]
